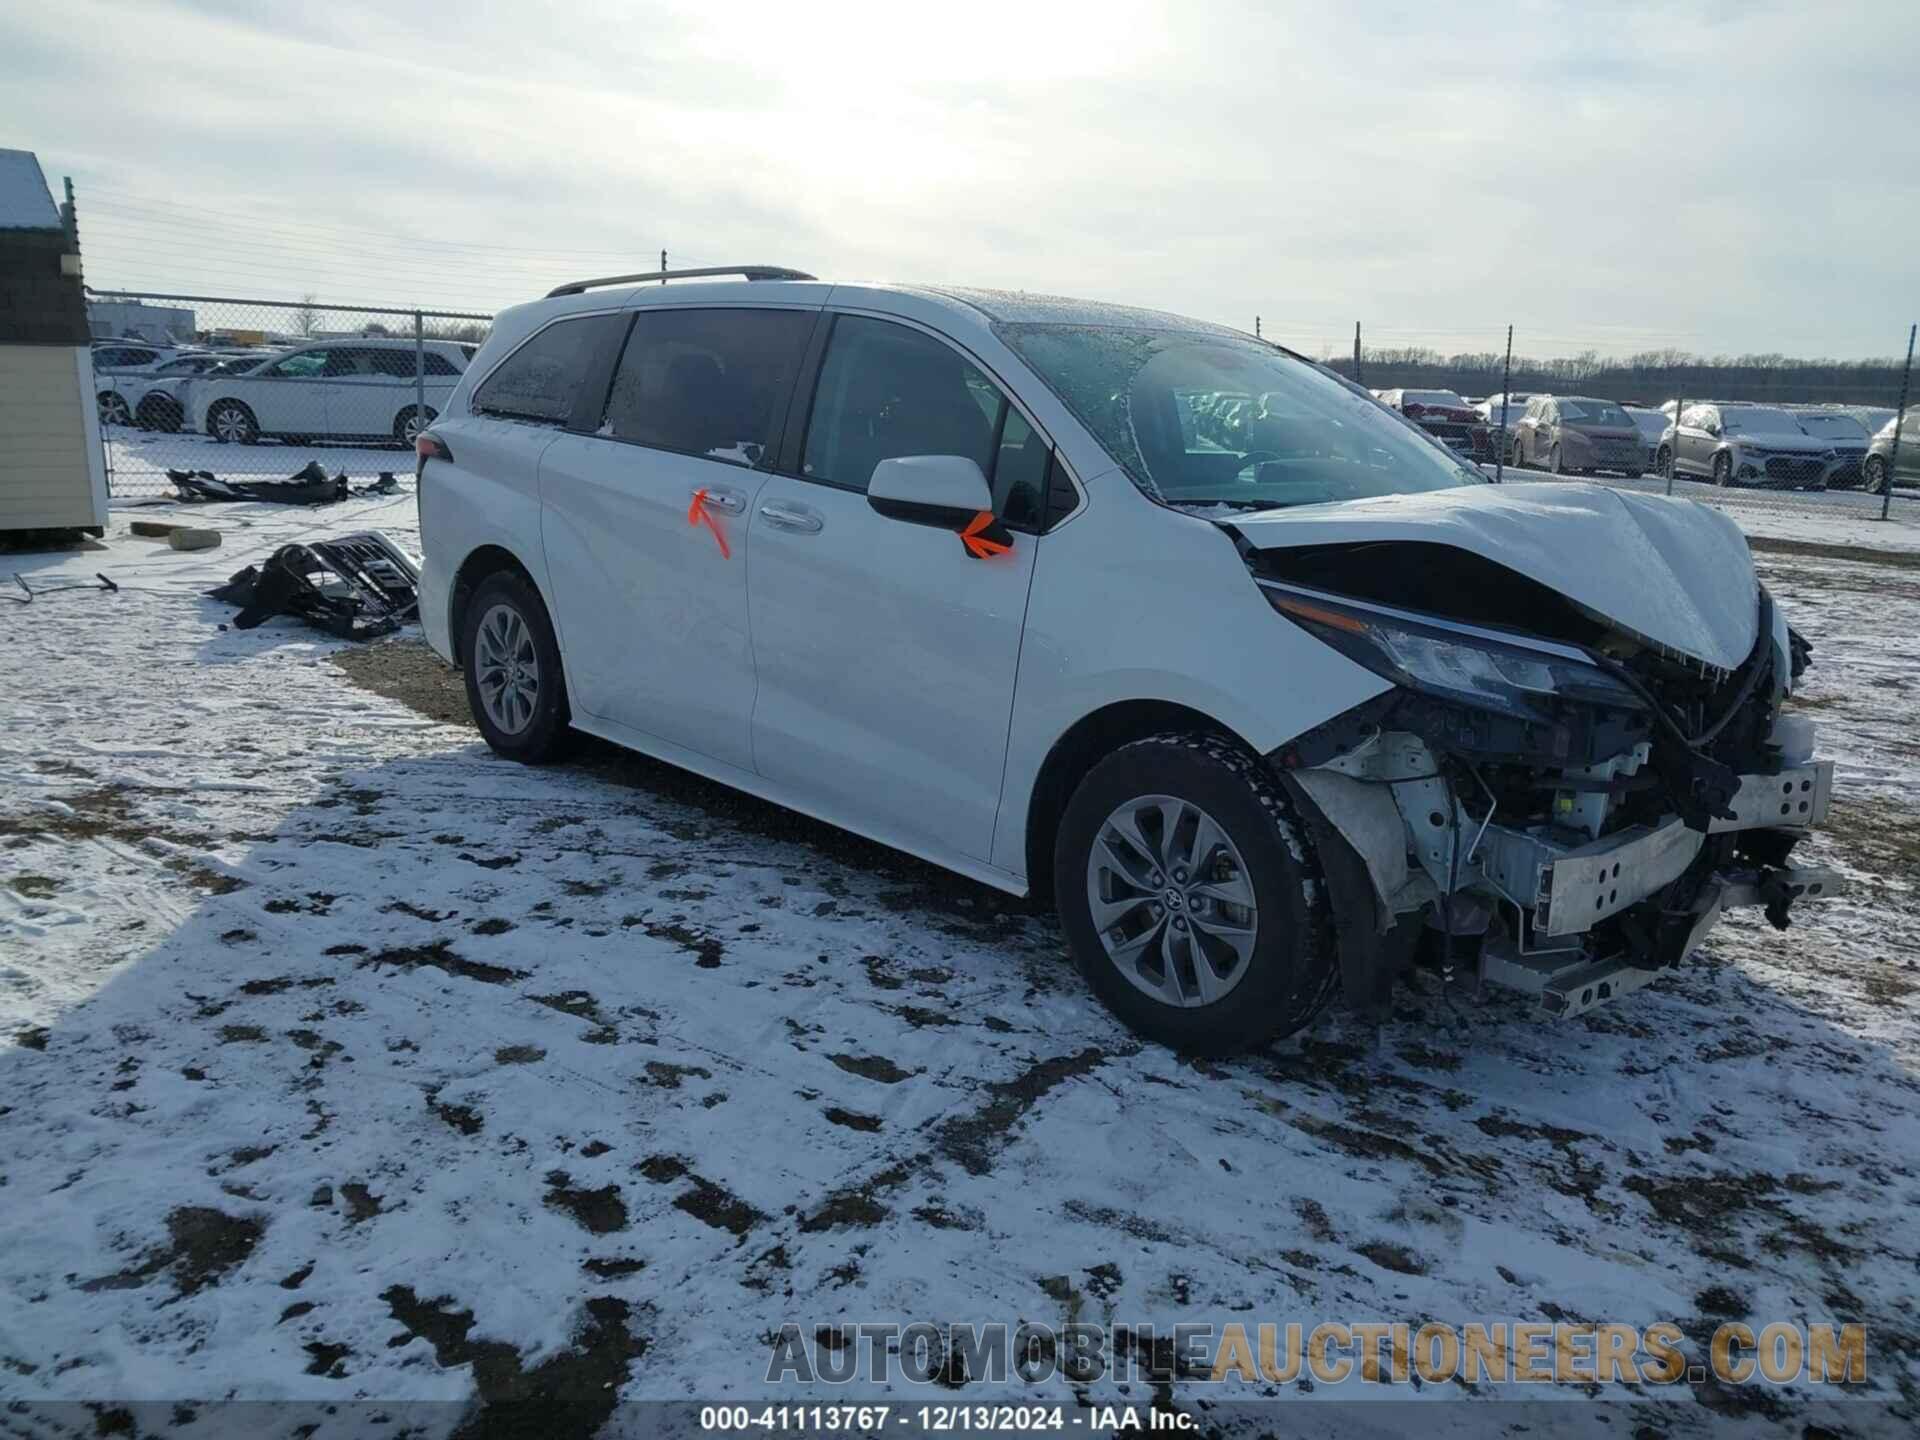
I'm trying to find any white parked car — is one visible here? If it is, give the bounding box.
[119,351,268,432]
[91,342,190,426]
[192,338,475,446]
[416,267,1839,1052]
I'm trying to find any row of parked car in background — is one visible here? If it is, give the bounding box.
[1377,386,1910,494]
[91,337,1916,493]
[88,337,477,446]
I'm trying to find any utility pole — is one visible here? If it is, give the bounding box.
[1255,315,1261,340]
[1494,325,1513,483]
[1352,322,1363,387]
[660,249,667,285]
[1884,323,1915,523]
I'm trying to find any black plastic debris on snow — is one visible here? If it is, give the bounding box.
[207,530,420,641]
[166,462,401,506]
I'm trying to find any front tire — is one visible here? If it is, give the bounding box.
[1548,443,1564,475]
[1712,452,1734,487]
[461,570,571,763]
[1864,456,1890,496]
[1055,733,1336,1055]
[207,401,259,445]
[98,391,131,427]
[1657,445,1674,479]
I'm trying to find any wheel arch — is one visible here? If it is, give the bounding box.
[1022,699,1254,906]
[448,543,541,666]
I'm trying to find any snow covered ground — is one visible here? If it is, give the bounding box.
[102,424,415,498]
[1,490,1917,1436]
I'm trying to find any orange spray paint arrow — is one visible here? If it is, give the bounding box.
[687,488,731,559]
[959,510,1012,560]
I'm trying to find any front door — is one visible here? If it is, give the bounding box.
[247,348,331,434]
[537,305,818,771]
[747,314,1042,862]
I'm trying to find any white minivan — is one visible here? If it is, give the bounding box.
[416,267,1840,1053]
[193,337,474,446]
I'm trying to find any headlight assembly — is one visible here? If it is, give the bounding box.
[1262,585,1646,720]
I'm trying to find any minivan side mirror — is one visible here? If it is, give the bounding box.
[867,455,993,525]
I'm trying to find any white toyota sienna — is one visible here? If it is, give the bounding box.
[416,266,1840,1054]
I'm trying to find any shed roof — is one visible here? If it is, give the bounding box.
[0,149,63,231]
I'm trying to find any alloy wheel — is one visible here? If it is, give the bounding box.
[1085,793,1259,1008]
[474,603,540,735]
[99,393,130,426]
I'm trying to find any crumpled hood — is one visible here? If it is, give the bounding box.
[1229,481,1759,670]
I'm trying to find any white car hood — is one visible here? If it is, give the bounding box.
[1230,480,1759,671]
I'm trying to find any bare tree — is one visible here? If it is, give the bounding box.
[292,293,320,338]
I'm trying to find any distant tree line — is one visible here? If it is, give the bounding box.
[1316,345,1911,406]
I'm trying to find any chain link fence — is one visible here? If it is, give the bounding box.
[1323,321,1918,539]
[86,291,492,497]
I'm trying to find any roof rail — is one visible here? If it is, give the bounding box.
[545,265,817,298]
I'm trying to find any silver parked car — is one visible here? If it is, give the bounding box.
[1510,395,1646,476]
[1660,404,1838,489]
[1789,411,1872,488]
[1623,406,1669,471]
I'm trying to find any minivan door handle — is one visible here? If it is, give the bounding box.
[758,501,823,534]
[693,486,746,514]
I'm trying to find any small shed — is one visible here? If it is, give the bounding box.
[0,149,108,536]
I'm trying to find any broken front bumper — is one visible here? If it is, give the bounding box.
[1479,760,1837,938]
[1293,747,1845,1020]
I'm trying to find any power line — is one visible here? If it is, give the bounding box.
[88,188,694,262]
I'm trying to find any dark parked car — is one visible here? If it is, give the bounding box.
[1376,388,1490,459]
[1510,395,1646,477]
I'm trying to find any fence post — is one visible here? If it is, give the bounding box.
[1494,325,1513,484]
[414,310,425,445]
[1666,396,1684,496]
[1352,321,1363,389]
[661,249,667,285]
[1883,323,1915,523]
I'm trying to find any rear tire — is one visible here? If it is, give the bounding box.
[1054,733,1336,1055]
[97,391,131,427]
[461,570,571,763]
[1548,443,1564,475]
[395,406,437,445]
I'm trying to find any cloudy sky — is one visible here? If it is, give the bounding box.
[3,0,1913,359]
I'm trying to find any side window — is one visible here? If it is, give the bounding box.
[368,350,417,379]
[423,352,459,376]
[322,347,383,378]
[472,315,621,425]
[266,351,327,379]
[602,308,813,466]
[803,316,998,492]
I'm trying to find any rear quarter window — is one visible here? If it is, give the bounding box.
[471,314,622,424]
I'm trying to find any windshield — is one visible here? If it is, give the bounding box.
[1402,389,1468,407]
[1722,408,1803,435]
[1794,414,1867,441]
[1558,399,1633,428]
[1624,408,1667,438]
[995,324,1484,509]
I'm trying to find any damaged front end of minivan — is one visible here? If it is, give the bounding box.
[1233,514,1840,1023]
